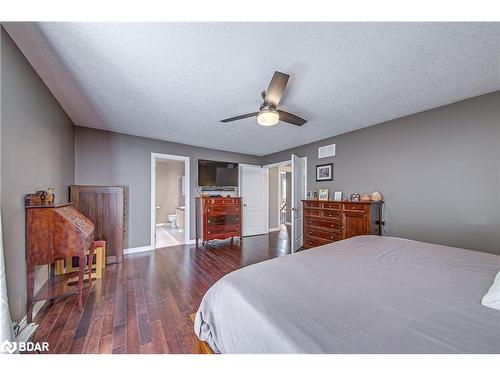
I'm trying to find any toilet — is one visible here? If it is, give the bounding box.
[167,214,177,229]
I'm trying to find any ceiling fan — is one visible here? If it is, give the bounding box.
[220,71,307,127]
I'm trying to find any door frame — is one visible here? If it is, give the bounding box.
[291,155,307,253]
[264,160,292,231]
[239,163,269,236]
[151,152,190,249]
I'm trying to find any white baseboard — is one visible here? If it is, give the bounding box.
[124,245,154,255]
[16,299,45,336]
[269,227,280,232]
[285,222,292,226]
[155,222,168,227]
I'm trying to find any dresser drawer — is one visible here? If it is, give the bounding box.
[343,203,368,212]
[206,224,240,235]
[322,202,341,210]
[305,218,341,231]
[304,208,321,217]
[304,201,321,208]
[322,210,341,220]
[204,197,240,205]
[206,214,240,225]
[303,236,330,249]
[205,231,240,241]
[305,229,340,242]
[206,205,240,215]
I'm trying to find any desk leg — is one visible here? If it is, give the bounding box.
[87,243,95,287]
[77,254,86,311]
[26,262,35,323]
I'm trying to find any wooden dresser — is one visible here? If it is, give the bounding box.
[195,197,242,248]
[302,200,383,250]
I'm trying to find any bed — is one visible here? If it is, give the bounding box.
[194,236,500,353]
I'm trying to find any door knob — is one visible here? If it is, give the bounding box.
[243,204,247,207]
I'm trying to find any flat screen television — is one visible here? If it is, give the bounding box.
[198,160,239,187]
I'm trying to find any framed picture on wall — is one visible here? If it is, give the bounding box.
[316,163,333,181]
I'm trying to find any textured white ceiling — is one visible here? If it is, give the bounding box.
[4,22,500,156]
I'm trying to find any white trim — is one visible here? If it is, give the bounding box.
[265,168,269,234]
[155,222,168,227]
[263,160,291,169]
[124,245,153,255]
[285,221,292,225]
[302,156,308,197]
[151,153,191,250]
[269,227,281,232]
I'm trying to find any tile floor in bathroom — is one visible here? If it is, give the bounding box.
[155,224,185,248]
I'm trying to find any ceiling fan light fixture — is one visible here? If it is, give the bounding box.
[257,108,279,127]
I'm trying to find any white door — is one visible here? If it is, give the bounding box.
[240,165,269,236]
[291,154,306,252]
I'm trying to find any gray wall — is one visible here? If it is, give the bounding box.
[1,28,75,321]
[155,160,184,224]
[263,92,500,254]
[268,167,279,229]
[74,126,261,247]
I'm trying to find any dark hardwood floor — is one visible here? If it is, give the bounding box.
[31,226,291,354]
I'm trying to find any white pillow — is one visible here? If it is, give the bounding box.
[482,271,500,311]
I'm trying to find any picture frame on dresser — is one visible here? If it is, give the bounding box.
[318,188,329,201]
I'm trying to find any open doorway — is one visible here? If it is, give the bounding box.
[266,161,292,243]
[266,156,307,252]
[151,153,190,249]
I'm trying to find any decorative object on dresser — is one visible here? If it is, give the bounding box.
[350,192,360,202]
[25,195,95,322]
[70,185,126,264]
[371,191,384,202]
[195,196,242,248]
[333,191,343,201]
[302,200,383,250]
[318,188,329,201]
[315,163,334,181]
[360,193,372,202]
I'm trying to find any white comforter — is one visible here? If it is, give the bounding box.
[194,236,500,353]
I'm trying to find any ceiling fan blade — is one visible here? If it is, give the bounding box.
[278,110,307,126]
[220,112,258,123]
[264,71,290,106]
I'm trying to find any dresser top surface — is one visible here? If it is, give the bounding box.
[302,200,382,204]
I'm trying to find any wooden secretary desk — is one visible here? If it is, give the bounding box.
[302,200,383,250]
[26,199,95,323]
